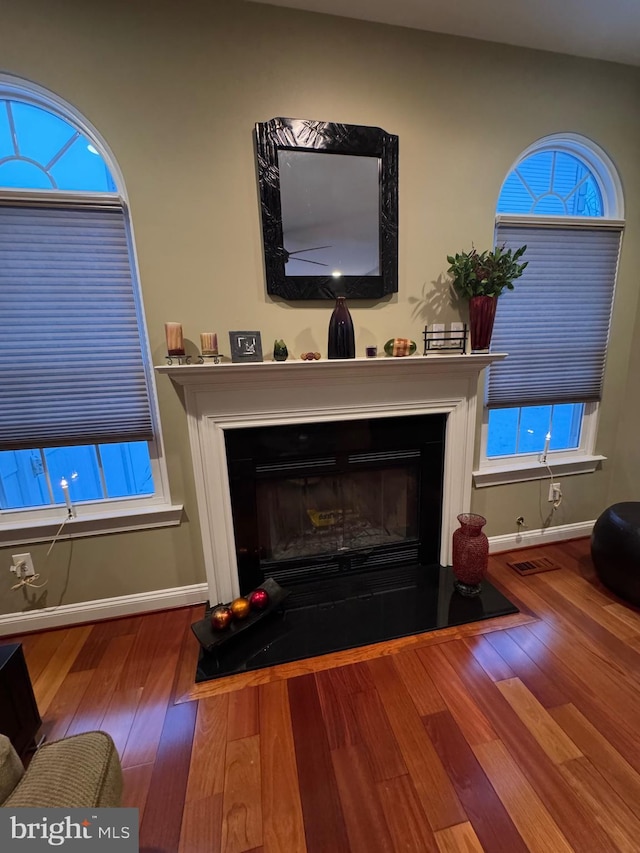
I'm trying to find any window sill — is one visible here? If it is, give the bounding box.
[0,503,183,548]
[473,454,606,488]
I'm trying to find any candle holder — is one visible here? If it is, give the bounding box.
[165,354,193,365]
[423,323,468,355]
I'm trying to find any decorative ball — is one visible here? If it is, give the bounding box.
[248,588,270,610]
[383,338,417,357]
[210,605,233,631]
[230,597,251,620]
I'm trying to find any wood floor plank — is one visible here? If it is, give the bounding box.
[40,669,93,743]
[139,699,197,852]
[376,774,439,853]
[483,627,569,707]
[507,623,640,776]
[20,630,70,683]
[221,735,263,853]
[441,638,618,853]
[463,634,515,682]
[350,687,408,782]
[366,655,466,832]
[97,687,143,757]
[540,567,640,644]
[258,680,306,853]
[434,822,485,853]
[559,755,640,853]
[392,648,448,716]
[522,617,640,737]
[416,643,497,746]
[184,694,229,802]
[227,685,259,741]
[550,702,640,819]
[473,739,574,853]
[65,634,134,736]
[173,606,206,703]
[315,666,361,751]
[70,616,138,672]
[117,608,186,692]
[287,673,350,853]
[495,678,582,765]
[31,625,92,715]
[423,710,529,853]
[121,652,180,768]
[332,743,395,853]
[121,762,155,824]
[178,794,224,853]
[520,570,640,691]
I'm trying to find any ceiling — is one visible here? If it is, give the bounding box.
[249,0,640,66]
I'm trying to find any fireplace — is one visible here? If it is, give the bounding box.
[157,352,505,606]
[225,414,445,594]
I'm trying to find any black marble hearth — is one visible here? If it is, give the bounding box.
[195,563,518,682]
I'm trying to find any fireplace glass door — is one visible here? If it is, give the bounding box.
[257,465,419,565]
[225,414,445,593]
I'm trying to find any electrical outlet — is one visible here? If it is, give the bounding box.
[11,553,35,578]
[548,483,562,503]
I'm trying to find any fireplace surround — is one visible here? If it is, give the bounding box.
[157,353,505,606]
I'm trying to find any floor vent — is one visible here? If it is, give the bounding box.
[507,556,562,576]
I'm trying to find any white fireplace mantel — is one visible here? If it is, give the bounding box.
[157,353,506,604]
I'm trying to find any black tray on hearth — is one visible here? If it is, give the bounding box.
[191,578,289,653]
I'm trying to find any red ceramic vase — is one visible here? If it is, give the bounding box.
[469,295,498,351]
[452,513,489,597]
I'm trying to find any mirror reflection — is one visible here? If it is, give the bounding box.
[278,151,380,277]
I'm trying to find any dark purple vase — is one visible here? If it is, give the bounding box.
[328,297,355,359]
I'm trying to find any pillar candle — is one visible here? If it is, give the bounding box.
[200,332,218,355]
[165,322,185,356]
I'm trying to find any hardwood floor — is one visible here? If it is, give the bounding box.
[6,537,640,852]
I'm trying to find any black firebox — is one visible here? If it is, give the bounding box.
[224,414,446,595]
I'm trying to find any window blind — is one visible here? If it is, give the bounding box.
[0,202,154,450]
[487,221,622,408]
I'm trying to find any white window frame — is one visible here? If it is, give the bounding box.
[0,74,181,545]
[473,133,623,488]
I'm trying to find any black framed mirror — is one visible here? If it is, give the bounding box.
[255,118,398,300]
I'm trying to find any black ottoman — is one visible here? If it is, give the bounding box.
[591,502,640,606]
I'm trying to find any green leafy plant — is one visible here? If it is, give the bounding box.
[447,244,528,299]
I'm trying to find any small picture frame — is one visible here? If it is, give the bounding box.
[229,330,263,363]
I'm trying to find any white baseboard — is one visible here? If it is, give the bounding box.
[489,520,595,554]
[0,583,208,637]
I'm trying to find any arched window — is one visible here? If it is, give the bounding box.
[478,134,623,481]
[0,77,176,534]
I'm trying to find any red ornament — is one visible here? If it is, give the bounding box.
[248,588,270,611]
[210,605,233,631]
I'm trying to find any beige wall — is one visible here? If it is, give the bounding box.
[1,0,639,615]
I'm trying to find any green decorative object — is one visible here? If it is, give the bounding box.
[273,339,288,361]
[383,338,417,357]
